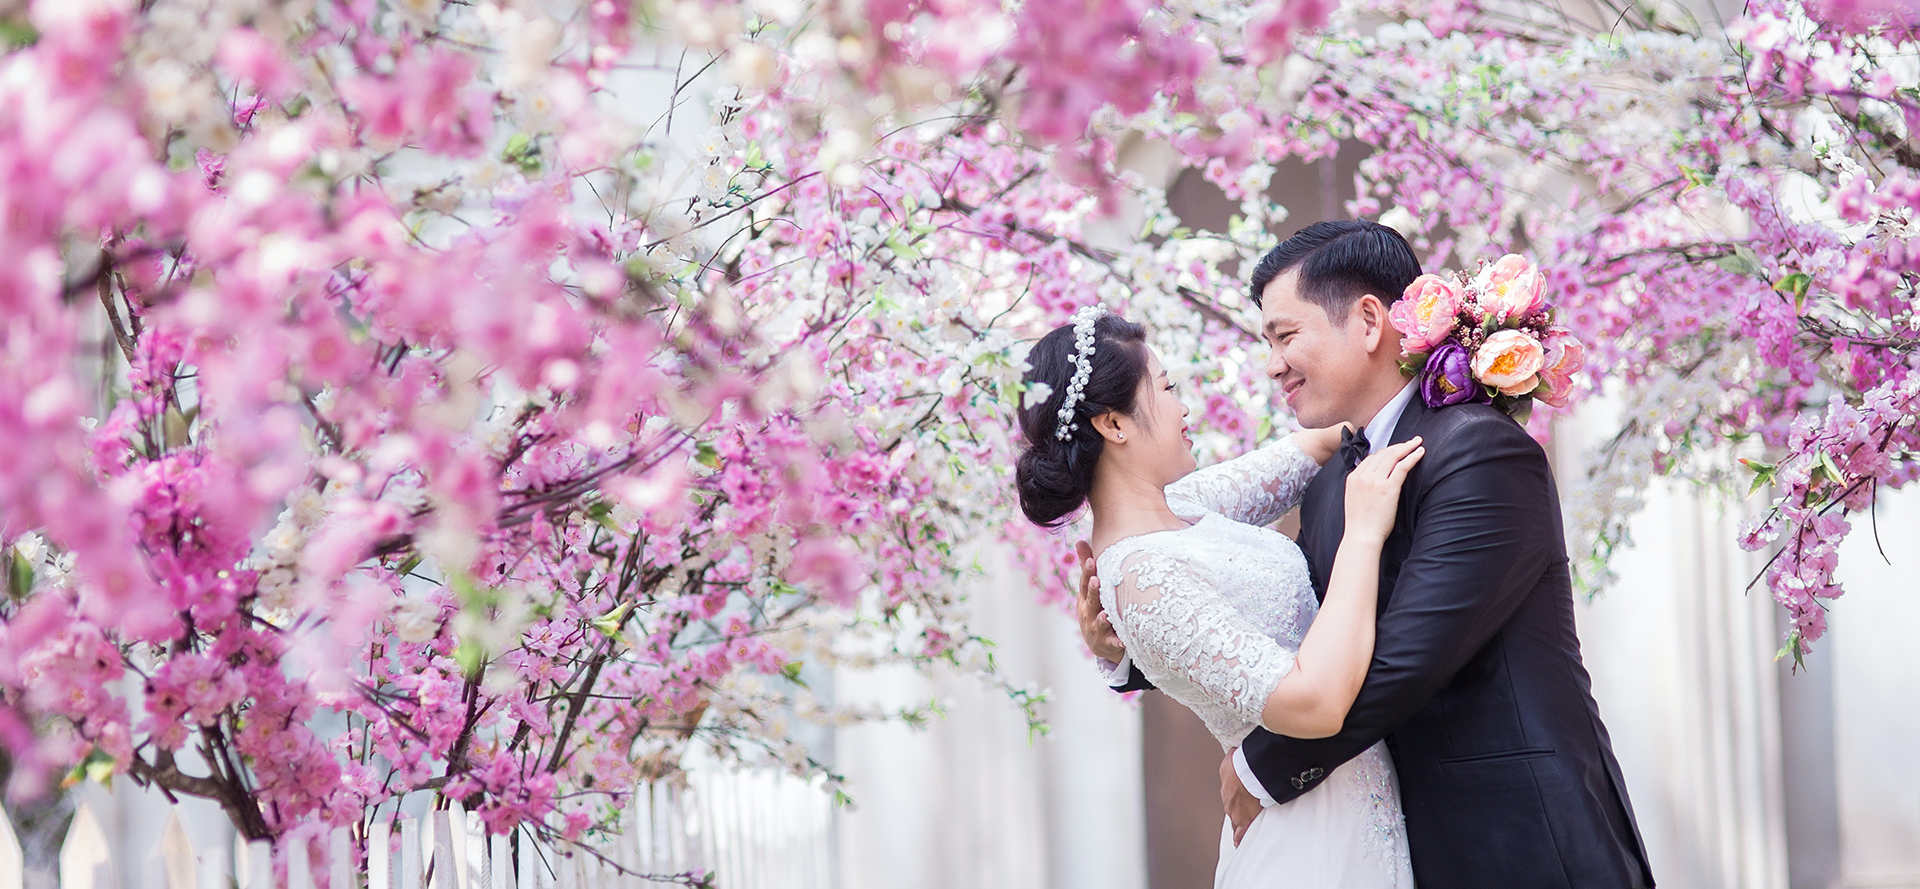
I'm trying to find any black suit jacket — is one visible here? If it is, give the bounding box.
[1123,398,1654,888]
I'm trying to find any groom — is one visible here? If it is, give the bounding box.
[1081,220,1653,888]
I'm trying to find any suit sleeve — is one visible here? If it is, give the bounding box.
[1238,415,1555,803]
[1111,662,1156,693]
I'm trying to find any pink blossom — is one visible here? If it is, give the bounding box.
[1390,273,1463,353]
[1472,254,1546,323]
[1536,329,1586,407]
[789,538,865,606]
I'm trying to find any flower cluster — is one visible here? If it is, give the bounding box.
[1391,255,1586,417]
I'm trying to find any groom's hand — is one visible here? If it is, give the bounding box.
[1221,750,1261,846]
[1075,540,1125,662]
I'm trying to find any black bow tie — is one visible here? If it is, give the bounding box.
[1339,426,1371,472]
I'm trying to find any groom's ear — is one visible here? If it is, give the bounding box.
[1352,294,1393,354]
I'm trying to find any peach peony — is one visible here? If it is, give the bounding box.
[1473,254,1545,322]
[1472,329,1546,396]
[1390,273,1464,353]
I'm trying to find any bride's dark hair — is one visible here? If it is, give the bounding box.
[1015,313,1150,528]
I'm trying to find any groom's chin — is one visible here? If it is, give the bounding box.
[1288,400,1333,429]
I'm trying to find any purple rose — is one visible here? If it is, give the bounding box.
[1419,341,1486,407]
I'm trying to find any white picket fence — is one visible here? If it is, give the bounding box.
[1,770,832,889]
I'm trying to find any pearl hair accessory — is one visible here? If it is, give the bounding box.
[1054,305,1106,441]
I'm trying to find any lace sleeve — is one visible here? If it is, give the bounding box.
[1108,549,1296,727]
[1165,435,1321,526]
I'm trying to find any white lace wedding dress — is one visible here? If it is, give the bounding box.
[1098,437,1415,888]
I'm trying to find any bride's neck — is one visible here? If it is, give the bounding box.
[1086,468,1185,558]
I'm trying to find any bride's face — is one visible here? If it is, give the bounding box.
[1112,349,1197,484]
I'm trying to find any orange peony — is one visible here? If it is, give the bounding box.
[1472,329,1546,396]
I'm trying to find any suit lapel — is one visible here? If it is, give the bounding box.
[1389,391,1431,445]
[1298,459,1345,603]
[1373,394,1433,610]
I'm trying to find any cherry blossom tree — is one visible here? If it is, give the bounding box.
[0,0,1913,878]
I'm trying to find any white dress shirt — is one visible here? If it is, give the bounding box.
[1231,379,1418,805]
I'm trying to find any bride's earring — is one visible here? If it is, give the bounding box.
[1116,433,1126,442]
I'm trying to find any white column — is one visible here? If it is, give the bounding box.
[834,542,1145,889]
[1830,489,1920,886]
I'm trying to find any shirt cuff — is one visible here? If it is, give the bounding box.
[1232,747,1277,807]
[1101,654,1134,688]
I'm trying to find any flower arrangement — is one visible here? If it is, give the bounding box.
[1390,254,1587,419]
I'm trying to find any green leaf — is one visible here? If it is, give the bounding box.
[694,442,723,469]
[1398,351,1432,378]
[453,639,487,676]
[85,756,115,787]
[1711,245,1765,279]
[1773,272,1810,298]
[1774,630,1808,672]
[780,660,809,688]
[63,747,117,790]
[591,601,634,637]
[450,573,500,609]
[500,132,542,175]
[1739,458,1777,496]
[885,234,922,262]
[586,500,619,531]
[1678,164,1711,193]
[395,552,424,578]
[8,551,33,598]
[1816,449,1845,486]
[0,19,39,48]
[1774,272,1813,311]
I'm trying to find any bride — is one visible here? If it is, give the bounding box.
[1016,306,1422,888]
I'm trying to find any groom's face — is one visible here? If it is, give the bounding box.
[1259,270,1380,429]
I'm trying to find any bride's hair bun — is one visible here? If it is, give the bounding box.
[1015,313,1149,528]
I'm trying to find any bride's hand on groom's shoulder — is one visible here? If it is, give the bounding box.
[1075,540,1125,662]
[1344,437,1425,545]
[1291,423,1351,466]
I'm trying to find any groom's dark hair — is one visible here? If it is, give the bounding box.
[1248,220,1421,318]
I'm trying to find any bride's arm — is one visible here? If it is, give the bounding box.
[1107,550,1299,727]
[1259,438,1424,738]
[1109,441,1421,740]
[1163,424,1346,525]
